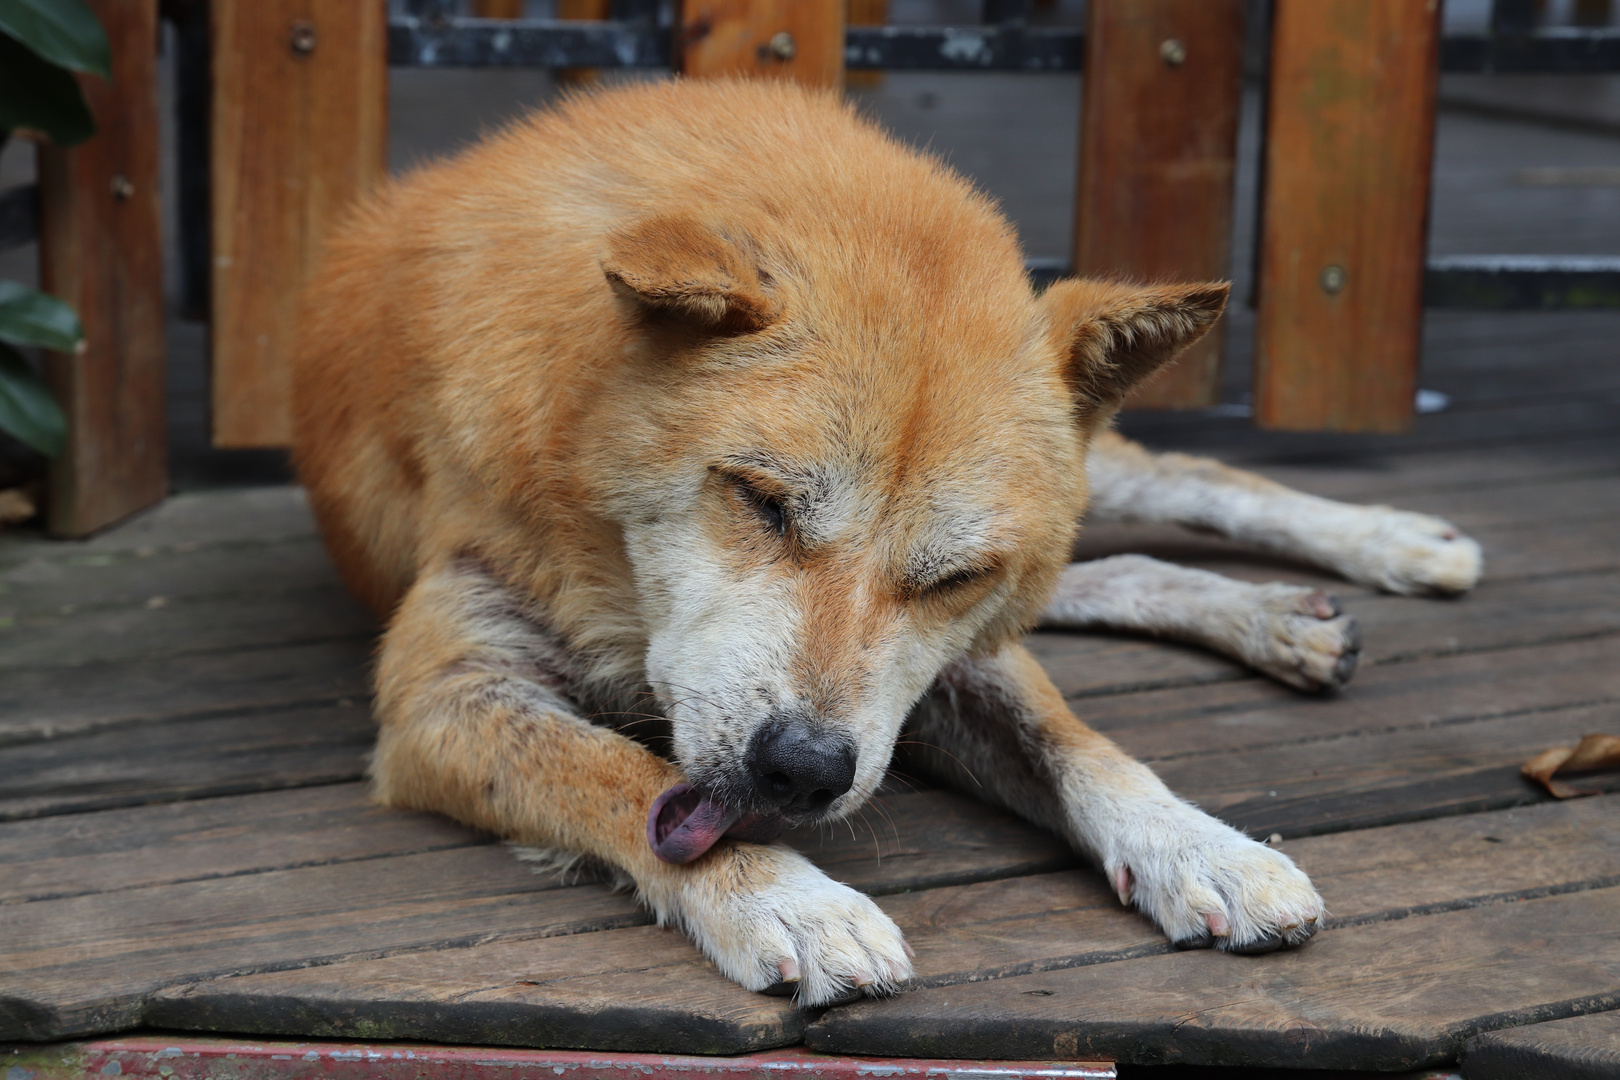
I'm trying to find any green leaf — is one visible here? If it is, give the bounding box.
[0,31,95,145]
[0,0,110,77]
[0,281,82,352]
[0,342,66,458]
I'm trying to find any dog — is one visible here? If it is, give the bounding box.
[293,78,1480,1008]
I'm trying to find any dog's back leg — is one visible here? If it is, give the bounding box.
[1086,430,1483,595]
[372,554,913,1006]
[1040,554,1361,691]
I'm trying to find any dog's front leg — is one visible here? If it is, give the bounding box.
[370,556,912,1005]
[904,643,1325,953]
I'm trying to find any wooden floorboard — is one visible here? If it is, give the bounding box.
[3,357,1618,1067]
[1461,1010,1620,1080]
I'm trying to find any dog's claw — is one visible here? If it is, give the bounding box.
[778,958,801,984]
[1112,865,1135,906]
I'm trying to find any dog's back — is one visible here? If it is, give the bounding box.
[293,79,1029,619]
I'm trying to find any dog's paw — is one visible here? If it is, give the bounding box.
[663,842,913,1006]
[1324,506,1483,596]
[1238,584,1361,692]
[1110,809,1324,955]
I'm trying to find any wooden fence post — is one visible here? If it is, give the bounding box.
[1254,0,1441,433]
[678,0,844,89]
[1073,0,1246,410]
[210,0,388,448]
[37,0,168,536]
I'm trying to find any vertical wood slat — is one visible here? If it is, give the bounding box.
[1254,0,1441,433]
[844,0,888,91]
[211,0,388,449]
[1073,0,1245,411]
[37,0,168,537]
[553,0,611,85]
[678,0,845,89]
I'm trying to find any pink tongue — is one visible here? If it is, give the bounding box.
[648,783,784,864]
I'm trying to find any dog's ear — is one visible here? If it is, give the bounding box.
[1039,278,1228,415]
[601,215,779,334]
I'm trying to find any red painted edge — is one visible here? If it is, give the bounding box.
[7,1039,1114,1080]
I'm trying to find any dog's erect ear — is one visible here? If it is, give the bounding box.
[1039,278,1229,414]
[601,215,779,334]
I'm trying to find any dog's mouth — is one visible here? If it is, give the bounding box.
[647,782,786,864]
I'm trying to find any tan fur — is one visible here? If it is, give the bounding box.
[293,79,1312,1003]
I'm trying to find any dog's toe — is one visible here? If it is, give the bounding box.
[1245,585,1362,692]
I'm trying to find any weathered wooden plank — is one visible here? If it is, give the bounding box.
[0,783,482,904]
[807,887,1620,1070]
[0,639,373,745]
[145,926,805,1055]
[678,0,844,88]
[0,849,646,1042]
[211,0,387,447]
[0,704,374,821]
[1076,0,1244,410]
[139,797,1620,1057]
[0,487,317,566]
[1069,636,1620,756]
[0,536,343,618]
[1161,701,1620,838]
[1462,1010,1620,1080]
[1253,0,1440,432]
[0,585,373,673]
[35,0,168,536]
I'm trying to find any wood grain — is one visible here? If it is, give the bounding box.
[1254,0,1441,433]
[1075,0,1245,410]
[0,783,483,904]
[36,0,168,537]
[0,704,375,821]
[211,0,387,447]
[807,887,1620,1070]
[1462,1010,1620,1080]
[0,640,373,745]
[135,797,1620,1057]
[678,0,844,89]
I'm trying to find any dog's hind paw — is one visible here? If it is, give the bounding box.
[1238,584,1361,692]
[657,842,913,1007]
[1110,808,1325,956]
[1318,506,1483,596]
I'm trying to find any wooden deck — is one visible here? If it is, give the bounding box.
[3,302,1618,1076]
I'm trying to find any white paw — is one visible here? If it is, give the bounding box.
[1238,584,1361,692]
[1108,807,1325,954]
[660,842,913,1006]
[1328,506,1483,596]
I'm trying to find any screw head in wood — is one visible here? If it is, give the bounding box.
[767,31,797,61]
[1320,263,1347,295]
[290,21,317,56]
[1159,38,1187,66]
[109,174,134,200]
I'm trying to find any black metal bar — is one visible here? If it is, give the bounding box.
[387,16,671,67]
[843,25,1082,71]
[1490,0,1541,37]
[1026,256,1620,309]
[1441,29,1620,73]
[384,19,1620,74]
[165,0,211,322]
[0,184,37,251]
[1424,256,1620,309]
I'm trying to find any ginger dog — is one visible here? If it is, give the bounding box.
[294,79,1476,1006]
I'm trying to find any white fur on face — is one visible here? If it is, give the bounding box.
[621,460,1017,821]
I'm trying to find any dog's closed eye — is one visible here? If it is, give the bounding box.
[737,481,788,537]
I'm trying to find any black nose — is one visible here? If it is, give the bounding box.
[748,715,857,815]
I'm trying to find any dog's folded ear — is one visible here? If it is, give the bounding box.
[601,215,779,334]
[1040,278,1229,416]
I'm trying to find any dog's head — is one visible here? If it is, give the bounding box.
[589,208,1224,860]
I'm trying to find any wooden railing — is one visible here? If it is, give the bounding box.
[7,0,1619,532]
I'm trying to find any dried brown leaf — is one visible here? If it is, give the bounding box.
[1522,733,1620,799]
